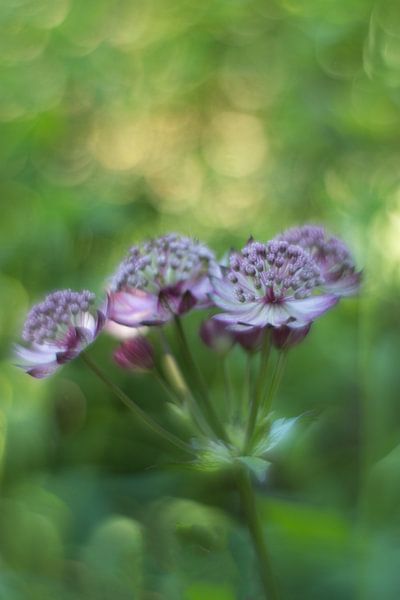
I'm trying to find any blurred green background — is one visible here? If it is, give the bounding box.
[1,0,400,598]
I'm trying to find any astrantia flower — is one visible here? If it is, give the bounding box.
[108,233,218,327]
[271,323,311,350]
[277,225,361,296]
[113,337,154,372]
[211,240,338,331]
[15,290,106,378]
[200,318,235,354]
[200,318,266,353]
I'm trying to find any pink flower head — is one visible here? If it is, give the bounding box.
[108,234,218,328]
[271,324,311,350]
[211,239,338,332]
[200,318,236,354]
[15,289,106,378]
[114,337,154,372]
[200,317,266,354]
[277,225,361,297]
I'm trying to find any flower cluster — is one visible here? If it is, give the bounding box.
[13,225,362,600]
[108,233,217,326]
[15,290,105,378]
[15,227,361,378]
[277,225,361,296]
[211,239,339,332]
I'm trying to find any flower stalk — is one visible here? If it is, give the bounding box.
[235,463,280,600]
[173,315,229,443]
[244,333,271,453]
[81,352,194,457]
[262,350,288,417]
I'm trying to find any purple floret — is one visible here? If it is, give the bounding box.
[277,225,361,296]
[211,239,338,331]
[15,289,105,378]
[108,233,218,327]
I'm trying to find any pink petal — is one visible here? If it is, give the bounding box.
[26,363,59,379]
[325,271,362,297]
[185,276,212,305]
[94,309,107,336]
[14,344,59,378]
[108,289,159,326]
[178,290,197,314]
[284,294,338,324]
[221,302,271,330]
[261,304,292,327]
[157,286,183,317]
[75,312,96,334]
[14,344,57,365]
[209,277,238,310]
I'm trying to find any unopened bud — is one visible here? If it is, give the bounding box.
[114,337,154,372]
[199,318,235,354]
[271,324,311,350]
[235,327,266,353]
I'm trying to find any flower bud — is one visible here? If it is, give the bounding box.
[113,337,154,372]
[271,324,311,350]
[235,327,266,353]
[199,318,235,354]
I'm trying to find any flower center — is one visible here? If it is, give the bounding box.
[228,240,322,303]
[23,290,95,345]
[111,234,215,294]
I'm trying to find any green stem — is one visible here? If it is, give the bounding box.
[240,354,253,424]
[236,464,280,600]
[262,351,287,417]
[244,334,271,453]
[81,353,194,457]
[173,316,229,443]
[222,356,233,422]
[158,330,212,438]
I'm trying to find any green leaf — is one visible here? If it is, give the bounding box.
[237,456,270,482]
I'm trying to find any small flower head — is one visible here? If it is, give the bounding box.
[108,233,217,327]
[200,317,266,354]
[15,289,105,378]
[277,225,361,296]
[235,326,266,353]
[211,239,338,331]
[271,324,311,350]
[200,318,235,354]
[113,337,154,372]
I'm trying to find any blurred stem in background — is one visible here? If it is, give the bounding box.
[81,352,195,456]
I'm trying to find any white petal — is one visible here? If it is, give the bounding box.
[284,294,338,324]
[14,344,57,366]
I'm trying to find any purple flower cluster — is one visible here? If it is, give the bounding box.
[15,227,361,377]
[206,225,361,349]
[15,290,105,378]
[108,233,217,326]
[278,225,361,296]
[211,239,339,331]
[114,337,154,372]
